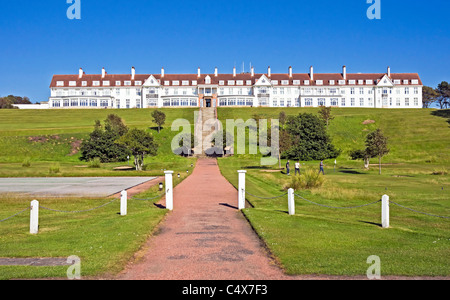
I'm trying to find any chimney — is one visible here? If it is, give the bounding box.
[310,66,314,81]
[79,68,83,79]
[102,67,106,79]
[342,65,347,80]
[214,67,218,77]
[289,66,293,78]
[161,67,165,77]
[198,67,201,77]
[131,67,135,80]
[268,66,271,77]
[233,66,237,77]
[387,66,391,77]
[251,66,254,77]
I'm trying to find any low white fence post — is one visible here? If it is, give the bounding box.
[238,170,246,210]
[382,194,389,228]
[165,171,174,211]
[30,200,39,234]
[288,188,295,215]
[120,190,127,216]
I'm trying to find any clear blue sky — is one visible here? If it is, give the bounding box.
[0,0,449,102]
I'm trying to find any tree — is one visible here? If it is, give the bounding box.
[349,149,372,169]
[0,95,32,109]
[283,113,341,161]
[79,115,130,163]
[422,86,439,108]
[365,128,390,175]
[435,81,450,109]
[318,106,335,128]
[104,114,128,136]
[115,128,158,171]
[151,110,166,133]
[278,111,287,127]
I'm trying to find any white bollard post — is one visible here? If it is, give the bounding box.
[238,170,246,210]
[120,190,127,216]
[382,194,389,228]
[165,171,174,211]
[30,200,39,234]
[288,188,295,215]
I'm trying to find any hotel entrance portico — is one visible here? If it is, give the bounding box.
[198,85,217,107]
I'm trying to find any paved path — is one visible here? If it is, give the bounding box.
[118,158,289,280]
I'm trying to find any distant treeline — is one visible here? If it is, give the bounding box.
[0,95,32,109]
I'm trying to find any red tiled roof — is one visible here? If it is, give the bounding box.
[50,72,422,88]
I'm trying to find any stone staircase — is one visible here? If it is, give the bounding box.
[194,107,219,157]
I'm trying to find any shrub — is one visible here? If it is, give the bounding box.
[49,163,60,174]
[284,113,341,160]
[22,157,31,168]
[89,157,101,168]
[431,168,448,175]
[283,168,325,190]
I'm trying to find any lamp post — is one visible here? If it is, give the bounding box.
[159,182,163,191]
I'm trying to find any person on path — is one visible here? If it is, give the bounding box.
[319,160,325,175]
[286,160,290,175]
[295,160,301,176]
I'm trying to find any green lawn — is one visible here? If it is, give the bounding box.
[0,108,195,279]
[0,107,449,278]
[217,107,450,276]
[0,108,197,176]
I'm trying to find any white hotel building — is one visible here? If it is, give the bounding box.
[49,66,422,109]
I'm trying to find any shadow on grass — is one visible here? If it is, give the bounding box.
[358,220,382,227]
[153,203,166,209]
[149,126,164,132]
[431,109,450,127]
[339,170,366,175]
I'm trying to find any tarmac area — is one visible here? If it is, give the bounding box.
[0,177,157,198]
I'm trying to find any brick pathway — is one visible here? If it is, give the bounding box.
[118,158,289,280]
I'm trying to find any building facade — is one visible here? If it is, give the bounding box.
[49,66,423,109]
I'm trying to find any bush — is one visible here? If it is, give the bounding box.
[431,167,448,175]
[49,163,60,174]
[89,157,101,168]
[80,115,131,163]
[22,157,31,168]
[284,113,341,160]
[283,168,325,190]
